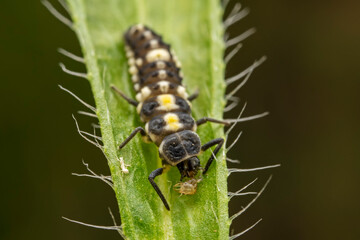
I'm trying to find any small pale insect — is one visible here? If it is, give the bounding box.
[174,178,202,195]
[111,24,230,210]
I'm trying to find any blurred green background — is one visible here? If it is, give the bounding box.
[1,0,359,239]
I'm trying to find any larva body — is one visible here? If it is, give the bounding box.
[113,24,227,210]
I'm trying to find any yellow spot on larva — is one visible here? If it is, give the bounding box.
[164,113,181,131]
[167,114,178,124]
[159,94,173,107]
[146,49,170,62]
[157,94,178,112]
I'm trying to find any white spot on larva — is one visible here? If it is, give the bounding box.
[145,122,149,134]
[158,81,169,93]
[156,61,166,69]
[140,87,151,101]
[134,83,140,91]
[136,58,143,66]
[175,60,182,68]
[128,58,135,66]
[136,24,144,30]
[129,24,144,35]
[126,50,134,58]
[131,75,139,83]
[164,113,183,132]
[143,31,152,39]
[146,49,170,63]
[158,70,167,79]
[150,39,159,48]
[129,66,137,75]
[136,93,142,102]
[177,86,188,98]
[136,101,143,113]
[159,141,165,155]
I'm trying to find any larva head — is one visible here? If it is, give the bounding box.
[176,156,201,180]
[159,130,201,170]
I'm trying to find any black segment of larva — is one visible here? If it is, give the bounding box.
[146,112,196,145]
[114,24,226,210]
[138,95,191,122]
[140,71,182,87]
[135,82,185,103]
[139,61,180,77]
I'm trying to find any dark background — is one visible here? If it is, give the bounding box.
[1,0,359,239]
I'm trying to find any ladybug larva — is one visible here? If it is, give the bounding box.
[112,24,229,210]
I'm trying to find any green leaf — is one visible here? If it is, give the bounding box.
[66,0,228,239]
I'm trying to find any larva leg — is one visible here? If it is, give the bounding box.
[196,117,230,126]
[148,168,170,210]
[187,89,199,101]
[119,127,146,149]
[111,85,138,107]
[201,138,224,174]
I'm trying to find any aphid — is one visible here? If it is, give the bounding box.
[112,24,229,210]
[118,157,129,174]
[174,178,202,195]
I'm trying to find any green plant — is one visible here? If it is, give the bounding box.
[44,0,279,239]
